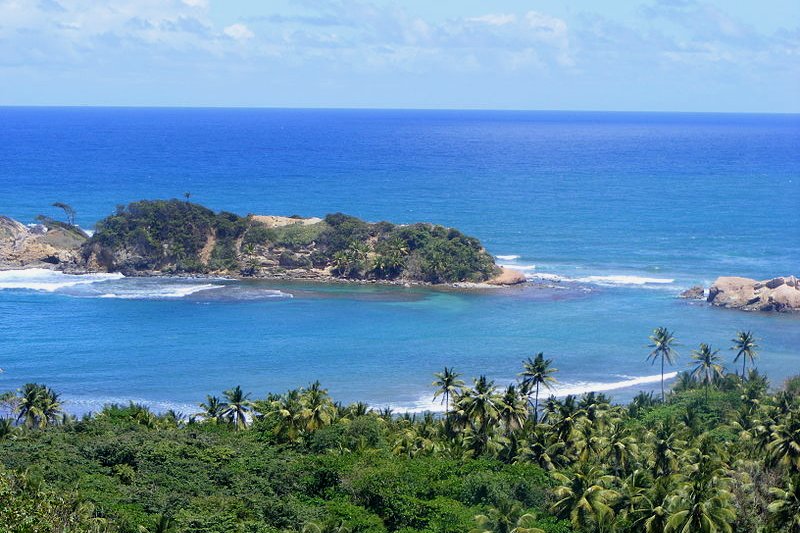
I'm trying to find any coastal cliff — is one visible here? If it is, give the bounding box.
[0,215,87,270]
[1,200,526,286]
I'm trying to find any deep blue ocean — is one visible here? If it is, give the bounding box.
[1,108,798,414]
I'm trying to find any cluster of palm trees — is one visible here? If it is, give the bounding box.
[1,327,798,532]
[195,382,339,442]
[648,328,760,401]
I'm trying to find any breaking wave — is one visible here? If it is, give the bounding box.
[385,372,678,413]
[0,268,124,292]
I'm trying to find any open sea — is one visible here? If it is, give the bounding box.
[0,107,798,415]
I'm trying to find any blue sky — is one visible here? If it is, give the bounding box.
[0,0,798,111]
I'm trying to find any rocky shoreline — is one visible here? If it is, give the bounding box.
[0,213,528,288]
[681,276,800,313]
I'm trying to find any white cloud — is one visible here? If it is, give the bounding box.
[468,14,516,27]
[223,23,254,40]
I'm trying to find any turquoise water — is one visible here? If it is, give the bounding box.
[0,108,798,413]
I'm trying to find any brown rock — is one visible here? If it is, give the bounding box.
[708,275,800,313]
[679,286,705,299]
[487,267,528,286]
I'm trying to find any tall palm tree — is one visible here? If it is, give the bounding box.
[497,384,528,433]
[647,327,679,402]
[731,330,758,379]
[689,343,725,401]
[221,385,251,430]
[519,353,558,423]
[456,376,500,454]
[432,367,464,422]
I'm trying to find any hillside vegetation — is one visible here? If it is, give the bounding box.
[83,200,499,284]
[1,329,799,532]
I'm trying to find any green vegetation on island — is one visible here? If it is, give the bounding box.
[1,329,799,532]
[83,199,499,284]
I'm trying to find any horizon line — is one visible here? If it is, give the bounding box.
[0,104,798,116]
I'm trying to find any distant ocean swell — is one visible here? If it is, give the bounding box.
[497,256,678,289]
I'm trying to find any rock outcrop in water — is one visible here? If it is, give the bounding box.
[707,276,800,313]
[1,200,527,286]
[679,286,705,300]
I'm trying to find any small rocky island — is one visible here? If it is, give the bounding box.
[681,276,800,313]
[1,200,526,286]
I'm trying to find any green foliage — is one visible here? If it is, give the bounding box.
[87,200,246,273]
[4,335,790,532]
[84,201,498,283]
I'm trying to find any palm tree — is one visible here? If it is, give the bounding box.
[497,384,528,433]
[196,395,224,422]
[665,446,735,533]
[470,499,545,533]
[221,385,250,430]
[519,353,558,423]
[768,475,800,533]
[768,410,800,472]
[432,367,464,422]
[301,381,336,432]
[15,383,62,429]
[647,327,679,402]
[689,343,725,401]
[456,376,500,455]
[551,464,619,532]
[731,330,758,379]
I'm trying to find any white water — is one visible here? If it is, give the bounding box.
[387,372,678,413]
[0,268,124,292]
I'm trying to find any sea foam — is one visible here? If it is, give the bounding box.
[385,372,678,413]
[0,268,124,292]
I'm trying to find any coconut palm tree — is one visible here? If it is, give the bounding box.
[497,384,528,433]
[768,475,800,533]
[221,385,250,430]
[665,446,735,533]
[689,343,725,401]
[768,410,800,472]
[647,327,679,402]
[15,383,62,429]
[732,330,758,379]
[196,395,224,422]
[519,353,558,423]
[551,464,619,532]
[301,381,336,432]
[456,376,500,455]
[470,499,545,533]
[432,367,464,422]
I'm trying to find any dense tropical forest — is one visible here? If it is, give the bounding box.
[80,199,499,283]
[1,329,798,532]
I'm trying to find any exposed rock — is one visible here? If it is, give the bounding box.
[486,267,528,286]
[707,276,800,313]
[0,216,87,270]
[679,286,705,299]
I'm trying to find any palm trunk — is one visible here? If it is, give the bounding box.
[742,358,746,381]
[661,356,665,402]
[534,383,540,425]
